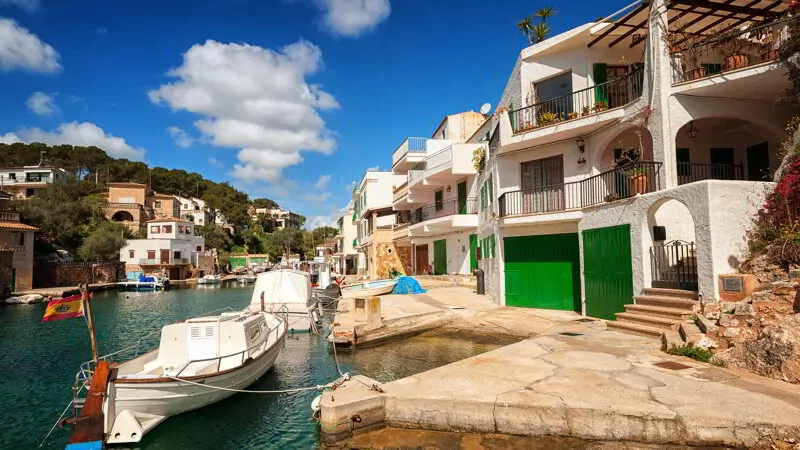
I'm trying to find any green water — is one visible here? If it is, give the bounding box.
[0,285,508,450]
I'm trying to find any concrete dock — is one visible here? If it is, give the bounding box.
[322,288,800,448]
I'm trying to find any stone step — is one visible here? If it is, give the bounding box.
[635,295,697,311]
[615,313,682,331]
[642,288,698,300]
[679,322,704,344]
[624,304,694,321]
[606,321,665,339]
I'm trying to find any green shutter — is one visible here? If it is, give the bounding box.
[593,63,608,104]
[469,234,478,272]
[435,190,443,211]
[583,225,634,320]
[488,176,493,207]
[434,239,447,275]
[457,181,467,214]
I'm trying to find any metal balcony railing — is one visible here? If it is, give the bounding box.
[411,197,477,224]
[138,258,190,265]
[108,202,143,209]
[670,17,791,84]
[0,244,25,253]
[0,211,21,221]
[677,162,744,185]
[509,66,644,134]
[499,161,662,217]
[651,240,698,291]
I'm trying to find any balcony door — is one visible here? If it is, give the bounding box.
[710,148,735,180]
[534,72,573,120]
[160,249,170,264]
[521,156,564,213]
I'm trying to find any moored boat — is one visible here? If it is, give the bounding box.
[196,274,222,285]
[117,275,170,291]
[238,274,257,284]
[249,269,321,333]
[341,279,397,299]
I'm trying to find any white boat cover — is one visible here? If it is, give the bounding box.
[249,269,313,308]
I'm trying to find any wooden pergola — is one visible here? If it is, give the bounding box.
[587,0,791,48]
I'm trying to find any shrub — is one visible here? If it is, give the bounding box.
[666,344,714,363]
[748,159,800,266]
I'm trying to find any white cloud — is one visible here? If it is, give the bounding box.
[149,39,338,183]
[0,19,61,73]
[96,27,108,36]
[308,203,350,228]
[167,126,195,148]
[314,174,331,190]
[3,122,145,160]
[304,191,332,203]
[0,132,21,144]
[208,158,224,168]
[1,0,40,12]
[26,91,57,116]
[315,0,390,37]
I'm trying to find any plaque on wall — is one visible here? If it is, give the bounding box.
[721,276,744,292]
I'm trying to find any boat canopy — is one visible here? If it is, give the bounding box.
[249,269,312,307]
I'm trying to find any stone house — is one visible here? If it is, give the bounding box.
[0,191,37,292]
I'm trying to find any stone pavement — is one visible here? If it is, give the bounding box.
[322,297,800,448]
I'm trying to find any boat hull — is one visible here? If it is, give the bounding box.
[341,280,396,299]
[106,331,286,444]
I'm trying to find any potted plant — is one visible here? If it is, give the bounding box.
[718,35,750,71]
[537,111,560,126]
[625,166,650,195]
[567,111,579,120]
[757,22,779,61]
[592,101,608,112]
[581,106,591,116]
[604,193,621,202]
[472,146,486,172]
[614,147,641,168]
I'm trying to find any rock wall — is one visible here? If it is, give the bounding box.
[34,261,124,288]
[375,242,411,278]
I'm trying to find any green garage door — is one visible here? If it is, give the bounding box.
[433,239,447,275]
[583,225,633,320]
[504,233,580,311]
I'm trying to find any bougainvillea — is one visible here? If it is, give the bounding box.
[749,160,800,264]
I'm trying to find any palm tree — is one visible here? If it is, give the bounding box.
[517,15,534,44]
[535,6,556,24]
[531,22,551,43]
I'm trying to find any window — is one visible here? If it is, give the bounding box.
[178,226,185,233]
[173,251,182,260]
[676,148,691,177]
[150,226,160,233]
[479,235,496,259]
[17,232,24,246]
[155,201,162,208]
[186,227,192,234]
[479,175,493,211]
[129,250,135,258]
[9,173,16,180]
[163,225,173,233]
[435,190,443,211]
[196,245,202,252]
[147,250,156,259]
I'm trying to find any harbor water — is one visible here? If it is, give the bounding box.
[0,284,512,449]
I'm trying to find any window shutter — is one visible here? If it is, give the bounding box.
[593,63,608,104]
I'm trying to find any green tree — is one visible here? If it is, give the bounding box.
[517,15,534,45]
[252,198,279,209]
[253,212,277,234]
[76,221,128,261]
[516,7,555,44]
[201,182,251,229]
[197,224,234,252]
[266,228,304,258]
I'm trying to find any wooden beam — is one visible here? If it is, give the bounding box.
[671,0,756,48]
[588,3,648,48]
[692,0,782,35]
[613,0,703,48]
[669,0,777,18]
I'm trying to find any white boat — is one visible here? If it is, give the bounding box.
[73,308,288,445]
[341,279,397,299]
[118,275,171,291]
[249,269,321,333]
[238,274,257,284]
[196,274,222,285]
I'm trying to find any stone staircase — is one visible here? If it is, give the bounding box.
[607,288,699,339]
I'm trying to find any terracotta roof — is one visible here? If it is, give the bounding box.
[0,221,38,231]
[145,217,195,224]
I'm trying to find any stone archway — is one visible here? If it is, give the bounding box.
[111,210,134,222]
[644,198,698,291]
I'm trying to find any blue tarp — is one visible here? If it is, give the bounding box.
[138,275,156,283]
[391,276,427,295]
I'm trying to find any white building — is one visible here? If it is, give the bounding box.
[352,170,405,279]
[391,111,487,276]
[175,195,213,227]
[0,166,67,198]
[475,0,790,332]
[119,218,205,280]
[334,207,358,275]
[250,208,303,229]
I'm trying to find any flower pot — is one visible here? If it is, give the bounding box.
[629,174,649,195]
[761,49,778,61]
[686,67,707,81]
[724,54,749,71]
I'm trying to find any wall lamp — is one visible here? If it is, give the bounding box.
[446,185,451,193]
[687,121,698,140]
[576,136,587,164]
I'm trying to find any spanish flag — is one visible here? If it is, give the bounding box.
[42,294,85,322]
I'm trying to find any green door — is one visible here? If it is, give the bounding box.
[469,234,478,273]
[435,190,443,211]
[433,239,447,275]
[583,225,633,320]
[503,233,580,311]
[457,181,467,214]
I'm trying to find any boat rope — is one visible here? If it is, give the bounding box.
[38,399,73,448]
[165,374,349,394]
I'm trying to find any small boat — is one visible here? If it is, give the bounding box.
[196,274,222,285]
[118,275,170,291]
[238,274,257,284]
[341,279,397,299]
[71,307,288,445]
[249,269,320,333]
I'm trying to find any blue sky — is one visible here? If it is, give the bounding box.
[0,0,628,227]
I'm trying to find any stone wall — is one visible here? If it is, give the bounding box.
[0,252,12,297]
[34,261,124,288]
[375,242,411,278]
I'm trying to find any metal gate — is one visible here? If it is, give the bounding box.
[650,240,698,291]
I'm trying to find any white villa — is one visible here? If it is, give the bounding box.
[119,218,205,280]
[334,206,359,275]
[0,166,67,199]
[391,111,488,276]
[176,195,213,227]
[352,170,405,278]
[470,0,791,332]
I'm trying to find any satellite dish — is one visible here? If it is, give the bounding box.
[480,103,492,115]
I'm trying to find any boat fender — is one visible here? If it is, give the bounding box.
[311,395,322,413]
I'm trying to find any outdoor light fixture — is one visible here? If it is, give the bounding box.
[576,136,585,153]
[687,121,698,140]
[446,185,451,193]
[577,155,587,164]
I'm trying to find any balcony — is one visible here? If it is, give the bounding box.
[498,161,662,219]
[0,244,25,253]
[509,67,644,136]
[407,144,482,188]
[409,197,477,237]
[392,137,453,172]
[138,258,190,265]
[0,211,20,221]
[677,163,744,186]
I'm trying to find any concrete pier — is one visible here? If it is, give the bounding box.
[321,292,800,447]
